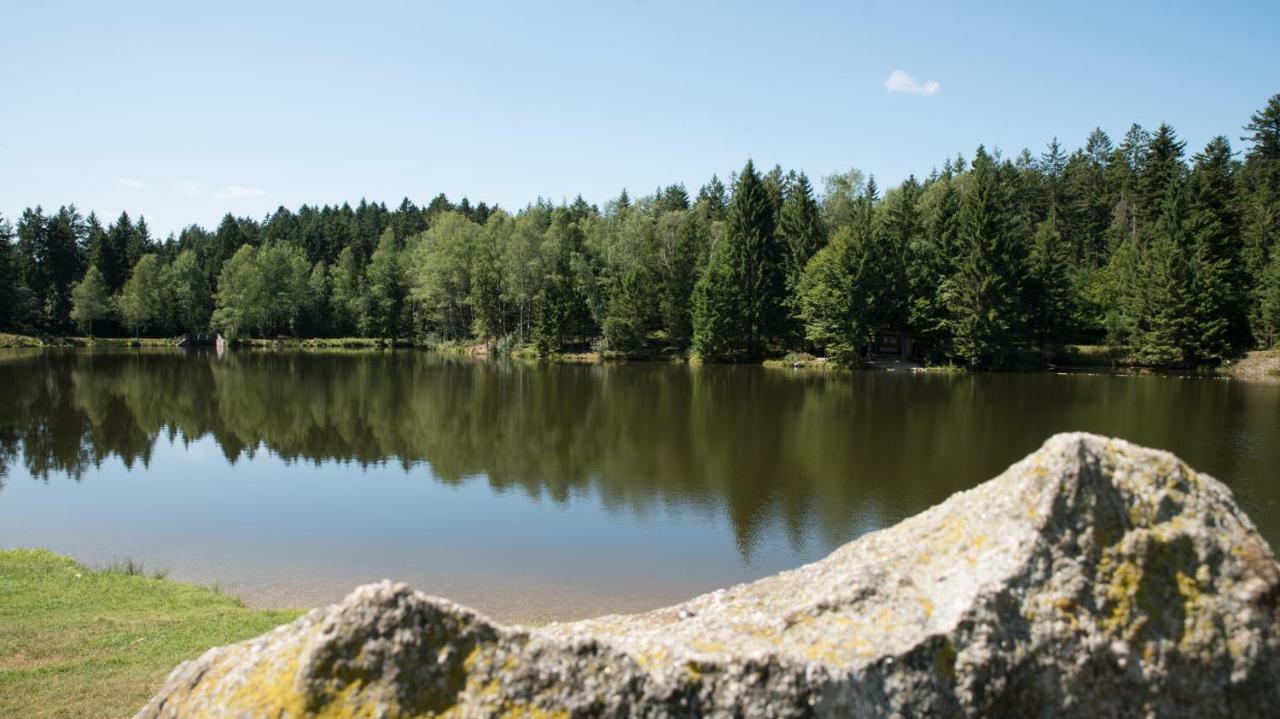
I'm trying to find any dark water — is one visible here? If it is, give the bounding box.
[1,349,1277,622]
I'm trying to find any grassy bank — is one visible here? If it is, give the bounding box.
[0,332,44,348]
[0,549,301,718]
[1222,349,1280,383]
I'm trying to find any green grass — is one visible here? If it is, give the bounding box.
[0,549,302,718]
[1053,344,1130,367]
[0,332,43,348]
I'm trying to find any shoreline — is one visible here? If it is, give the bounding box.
[0,548,302,719]
[3,332,1275,381]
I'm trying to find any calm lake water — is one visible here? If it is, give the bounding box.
[1,349,1278,622]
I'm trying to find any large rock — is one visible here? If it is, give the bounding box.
[137,434,1280,717]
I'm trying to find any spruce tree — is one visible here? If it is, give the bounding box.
[1138,124,1186,228]
[942,147,1028,368]
[797,190,891,366]
[1186,136,1246,360]
[690,238,740,359]
[726,160,786,356]
[1259,244,1280,349]
[1026,215,1076,357]
[777,172,826,305]
[907,175,960,361]
[1241,95,1280,345]
[1135,184,1197,365]
[101,212,135,294]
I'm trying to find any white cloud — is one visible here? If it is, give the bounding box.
[884,69,940,96]
[215,183,266,200]
[176,180,203,196]
[117,177,144,189]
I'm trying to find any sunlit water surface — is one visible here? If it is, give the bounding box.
[1,349,1277,622]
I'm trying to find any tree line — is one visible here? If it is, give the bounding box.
[2,94,1279,368]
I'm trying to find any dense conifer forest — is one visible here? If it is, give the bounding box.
[3,95,1279,368]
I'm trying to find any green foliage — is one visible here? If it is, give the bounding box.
[1027,218,1076,354]
[408,212,479,340]
[1186,137,1246,359]
[328,246,364,337]
[165,250,211,333]
[1133,187,1198,365]
[692,160,786,359]
[362,229,408,340]
[118,255,169,337]
[70,265,113,335]
[4,94,1279,368]
[1259,246,1280,349]
[779,172,826,340]
[941,147,1029,369]
[211,243,312,339]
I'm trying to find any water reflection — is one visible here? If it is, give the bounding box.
[0,349,1277,618]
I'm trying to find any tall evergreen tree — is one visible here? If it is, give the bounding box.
[0,215,20,329]
[1186,136,1246,359]
[797,190,893,366]
[1259,245,1280,349]
[907,175,960,361]
[1241,95,1280,344]
[942,147,1028,368]
[100,212,135,293]
[778,172,826,302]
[728,160,786,356]
[1138,124,1187,228]
[1135,183,1197,365]
[1026,215,1076,356]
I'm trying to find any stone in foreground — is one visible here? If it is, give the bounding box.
[137,434,1280,718]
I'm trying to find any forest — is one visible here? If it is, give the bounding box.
[2,95,1279,368]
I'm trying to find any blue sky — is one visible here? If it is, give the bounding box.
[2,0,1277,237]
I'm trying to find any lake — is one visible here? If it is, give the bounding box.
[1,349,1277,623]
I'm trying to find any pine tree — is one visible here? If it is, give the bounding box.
[690,237,740,359]
[101,212,135,293]
[696,175,728,221]
[907,175,960,361]
[1138,124,1186,228]
[1062,129,1115,267]
[942,147,1028,368]
[1259,243,1280,349]
[0,215,20,329]
[1135,184,1197,365]
[777,172,826,304]
[1026,215,1076,356]
[1040,137,1067,216]
[797,192,890,366]
[693,161,783,359]
[726,160,786,356]
[1241,95,1280,345]
[1186,136,1246,360]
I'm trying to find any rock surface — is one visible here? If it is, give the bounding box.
[137,433,1280,718]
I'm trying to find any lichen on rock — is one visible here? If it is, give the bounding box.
[136,433,1280,718]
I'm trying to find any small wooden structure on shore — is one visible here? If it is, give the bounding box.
[176,333,225,351]
[872,330,914,359]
